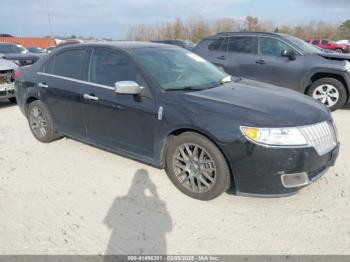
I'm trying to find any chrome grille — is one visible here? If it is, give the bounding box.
[299,121,337,156]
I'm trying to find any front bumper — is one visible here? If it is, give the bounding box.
[0,83,15,99]
[222,140,340,197]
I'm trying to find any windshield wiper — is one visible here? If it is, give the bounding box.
[165,86,208,92]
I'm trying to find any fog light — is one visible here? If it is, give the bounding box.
[281,172,310,188]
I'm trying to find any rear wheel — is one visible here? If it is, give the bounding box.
[165,132,231,201]
[335,48,343,53]
[27,100,62,143]
[8,97,17,103]
[308,78,347,111]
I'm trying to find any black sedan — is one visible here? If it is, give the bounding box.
[15,42,340,200]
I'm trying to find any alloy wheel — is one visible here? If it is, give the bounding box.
[312,84,339,108]
[172,143,217,193]
[29,106,48,138]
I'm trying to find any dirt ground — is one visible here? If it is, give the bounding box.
[0,100,349,255]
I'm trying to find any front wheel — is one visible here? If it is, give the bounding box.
[308,78,347,111]
[27,100,62,143]
[165,132,231,201]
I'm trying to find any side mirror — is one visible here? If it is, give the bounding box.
[281,49,296,60]
[115,81,143,95]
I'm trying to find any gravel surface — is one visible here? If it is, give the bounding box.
[0,100,349,255]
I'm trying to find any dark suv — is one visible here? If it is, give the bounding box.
[194,32,350,111]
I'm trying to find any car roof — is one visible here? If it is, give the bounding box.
[0,42,17,45]
[206,32,290,39]
[56,41,178,52]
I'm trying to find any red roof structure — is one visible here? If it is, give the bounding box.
[0,37,56,48]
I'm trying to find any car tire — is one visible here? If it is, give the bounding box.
[27,100,62,143]
[308,78,347,111]
[335,48,343,53]
[8,97,17,103]
[165,132,231,201]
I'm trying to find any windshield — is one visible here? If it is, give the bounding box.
[132,48,227,90]
[0,44,28,54]
[284,35,321,54]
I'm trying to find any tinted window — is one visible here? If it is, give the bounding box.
[259,37,289,56]
[53,49,87,79]
[312,40,320,45]
[208,38,224,51]
[220,38,229,51]
[89,48,137,86]
[228,36,254,53]
[43,57,54,74]
[321,40,329,45]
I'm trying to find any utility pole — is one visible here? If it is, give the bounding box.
[46,0,52,37]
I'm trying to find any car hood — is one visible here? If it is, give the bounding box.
[0,58,17,71]
[318,52,350,62]
[3,53,41,60]
[183,80,332,127]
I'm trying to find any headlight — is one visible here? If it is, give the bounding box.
[240,126,307,146]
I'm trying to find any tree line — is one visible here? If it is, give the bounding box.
[127,16,350,43]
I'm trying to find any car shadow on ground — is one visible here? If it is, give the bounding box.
[103,169,172,259]
[0,100,16,109]
[343,104,350,110]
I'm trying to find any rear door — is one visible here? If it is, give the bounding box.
[82,47,157,158]
[37,48,89,139]
[195,37,227,68]
[220,36,258,79]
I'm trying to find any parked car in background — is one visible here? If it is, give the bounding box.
[152,39,195,50]
[337,40,350,45]
[15,42,339,200]
[194,32,350,111]
[307,39,349,53]
[0,43,42,66]
[46,46,55,53]
[0,57,17,103]
[27,47,48,54]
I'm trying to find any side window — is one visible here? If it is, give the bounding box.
[259,37,289,56]
[220,38,229,51]
[208,38,224,51]
[53,49,87,80]
[321,40,328,45]
[43,57,54,74]
[89,48,137,87]
[228,36,254,54]
[312,40,320,45]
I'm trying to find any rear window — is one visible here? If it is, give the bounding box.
[228,36,254,53]
[53,49,87,80]
[312,40,320,45]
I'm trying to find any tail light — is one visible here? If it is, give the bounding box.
[13,68,21,80]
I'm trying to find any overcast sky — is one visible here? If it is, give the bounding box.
[1,0,349,38]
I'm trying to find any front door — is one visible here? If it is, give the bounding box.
[255,36,305,90]
[82,48,157,158]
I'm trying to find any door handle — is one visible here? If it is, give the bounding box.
[38,82,49,88]
[256,59,265,65]
[217,55,226,60]
[83,94,99,101]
